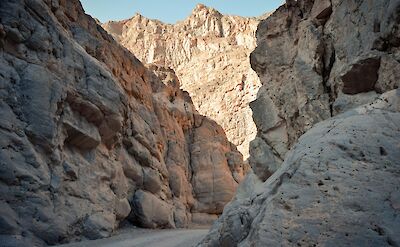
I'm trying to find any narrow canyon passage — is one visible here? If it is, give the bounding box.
[102,4,264,159]
[1,0,399,246]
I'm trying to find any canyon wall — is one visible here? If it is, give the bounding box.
[0,0,246,245]
[199,0,400,246]
[248,0,400,177]
[103,5,265,158]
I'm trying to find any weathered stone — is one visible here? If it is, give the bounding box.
[375,55,400,93]
[103,6,269,158]
[0,0,245,245]
[62,106,101,149]
[0,203,20,235]
[131,190,175,229]
[248,137,282,181]
[82,213,115,240]
[246,0,400,171]
[199,0,400,244]
[199,90,400,247]
[172,200,190,228]
[333,91,379,115]
[226,151,247,183]
[341,58,381,95]
[311,0,332,21]
[62,161,78,180]
[143,167,163,194]
[190,117,239,214]
[115,198,131,220]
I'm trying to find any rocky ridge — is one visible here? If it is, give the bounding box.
[199,0,400,246]
[0,0,246,245]
[103,4,267,158]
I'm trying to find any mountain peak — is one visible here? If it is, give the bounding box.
[194,3,207,10]
[191,3,221,16]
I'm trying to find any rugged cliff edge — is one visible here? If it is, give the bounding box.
[199,0,400,246]
[0,0,246,245]
[102,5,266,158]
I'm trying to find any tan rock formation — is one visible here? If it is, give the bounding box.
[102,5,268,158]
[0,0,246,245]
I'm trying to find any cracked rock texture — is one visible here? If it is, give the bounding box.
[200,90,400,247]
[199,0,400,246]
[249,0,400,177]
[0,0,246,245]
[102,4,267,158]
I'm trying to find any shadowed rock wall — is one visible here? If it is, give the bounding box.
[0,0,246,245]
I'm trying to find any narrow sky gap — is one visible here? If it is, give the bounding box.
[80,0,285,24]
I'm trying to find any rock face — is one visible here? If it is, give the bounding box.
[199,0,400,246]
[248,0,400,171]
[200,90,400,247]
[102,4,266,158]
[0,0,246,245]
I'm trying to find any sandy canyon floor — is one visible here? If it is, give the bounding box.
[57,228,208,247]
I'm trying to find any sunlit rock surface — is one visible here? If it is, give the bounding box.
[103,5,270,158]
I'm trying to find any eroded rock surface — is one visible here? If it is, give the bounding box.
[247,0,400,177]
[199,0,400,246]
[200,90,400,246]
[102,5,268,158]
[0,0,246,245]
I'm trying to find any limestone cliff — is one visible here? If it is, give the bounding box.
[199,0,400,246]
[0,0,246,245]
[103,4,267,158]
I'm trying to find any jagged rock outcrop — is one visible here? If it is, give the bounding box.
[249,0,400,178]
[0,0,246,245]
[102,4,266,158]
[199,0,400,246]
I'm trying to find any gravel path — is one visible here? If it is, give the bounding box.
[57,229,208,247]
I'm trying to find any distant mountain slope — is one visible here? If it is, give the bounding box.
[103,5,272,158]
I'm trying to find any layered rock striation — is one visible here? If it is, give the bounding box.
[0,0,246,245]
[199,0,400,246]
[103,5,266,158]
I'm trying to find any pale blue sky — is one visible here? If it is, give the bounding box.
[80,0,284,24]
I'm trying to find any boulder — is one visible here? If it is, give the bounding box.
[115,198,131,220]
[82,213,115,240]
[131,190,175,228]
